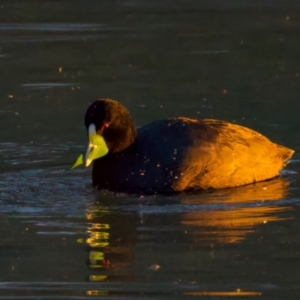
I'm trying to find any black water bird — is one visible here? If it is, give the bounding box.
[83,98,294,193]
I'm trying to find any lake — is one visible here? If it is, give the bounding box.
[0,1,300,299]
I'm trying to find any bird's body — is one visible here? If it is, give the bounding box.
[84,99,294,193]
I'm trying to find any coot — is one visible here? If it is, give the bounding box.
[82,98,294,193]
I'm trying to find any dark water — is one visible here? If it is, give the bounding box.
[1,1,300,299]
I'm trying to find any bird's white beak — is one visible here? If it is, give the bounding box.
[84,123,109,167]
[85,124,96,167]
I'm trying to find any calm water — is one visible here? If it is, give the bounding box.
[1,1,300,299]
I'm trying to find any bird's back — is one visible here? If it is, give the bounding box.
[92,117,294,192]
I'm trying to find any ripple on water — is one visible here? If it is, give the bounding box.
[0,23,104,31]
[0,23,126,44]
[21,83,77,90]
[0,167,92,215]
[0,142,92,216]
[0,281,290,299]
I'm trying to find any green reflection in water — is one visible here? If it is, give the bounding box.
[85,206,110,281]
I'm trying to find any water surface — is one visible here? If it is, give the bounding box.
[1,1,300,299]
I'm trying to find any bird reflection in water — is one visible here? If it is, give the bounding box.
[82,177,292,297]
[84,208,110,280]
[84,201,136,285]
[84,207,110,296]
[181,178,293,244]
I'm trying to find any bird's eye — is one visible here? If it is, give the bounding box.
[98,123,109,134]
[102,123,109,130]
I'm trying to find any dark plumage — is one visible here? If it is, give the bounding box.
[84,98,294,193]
